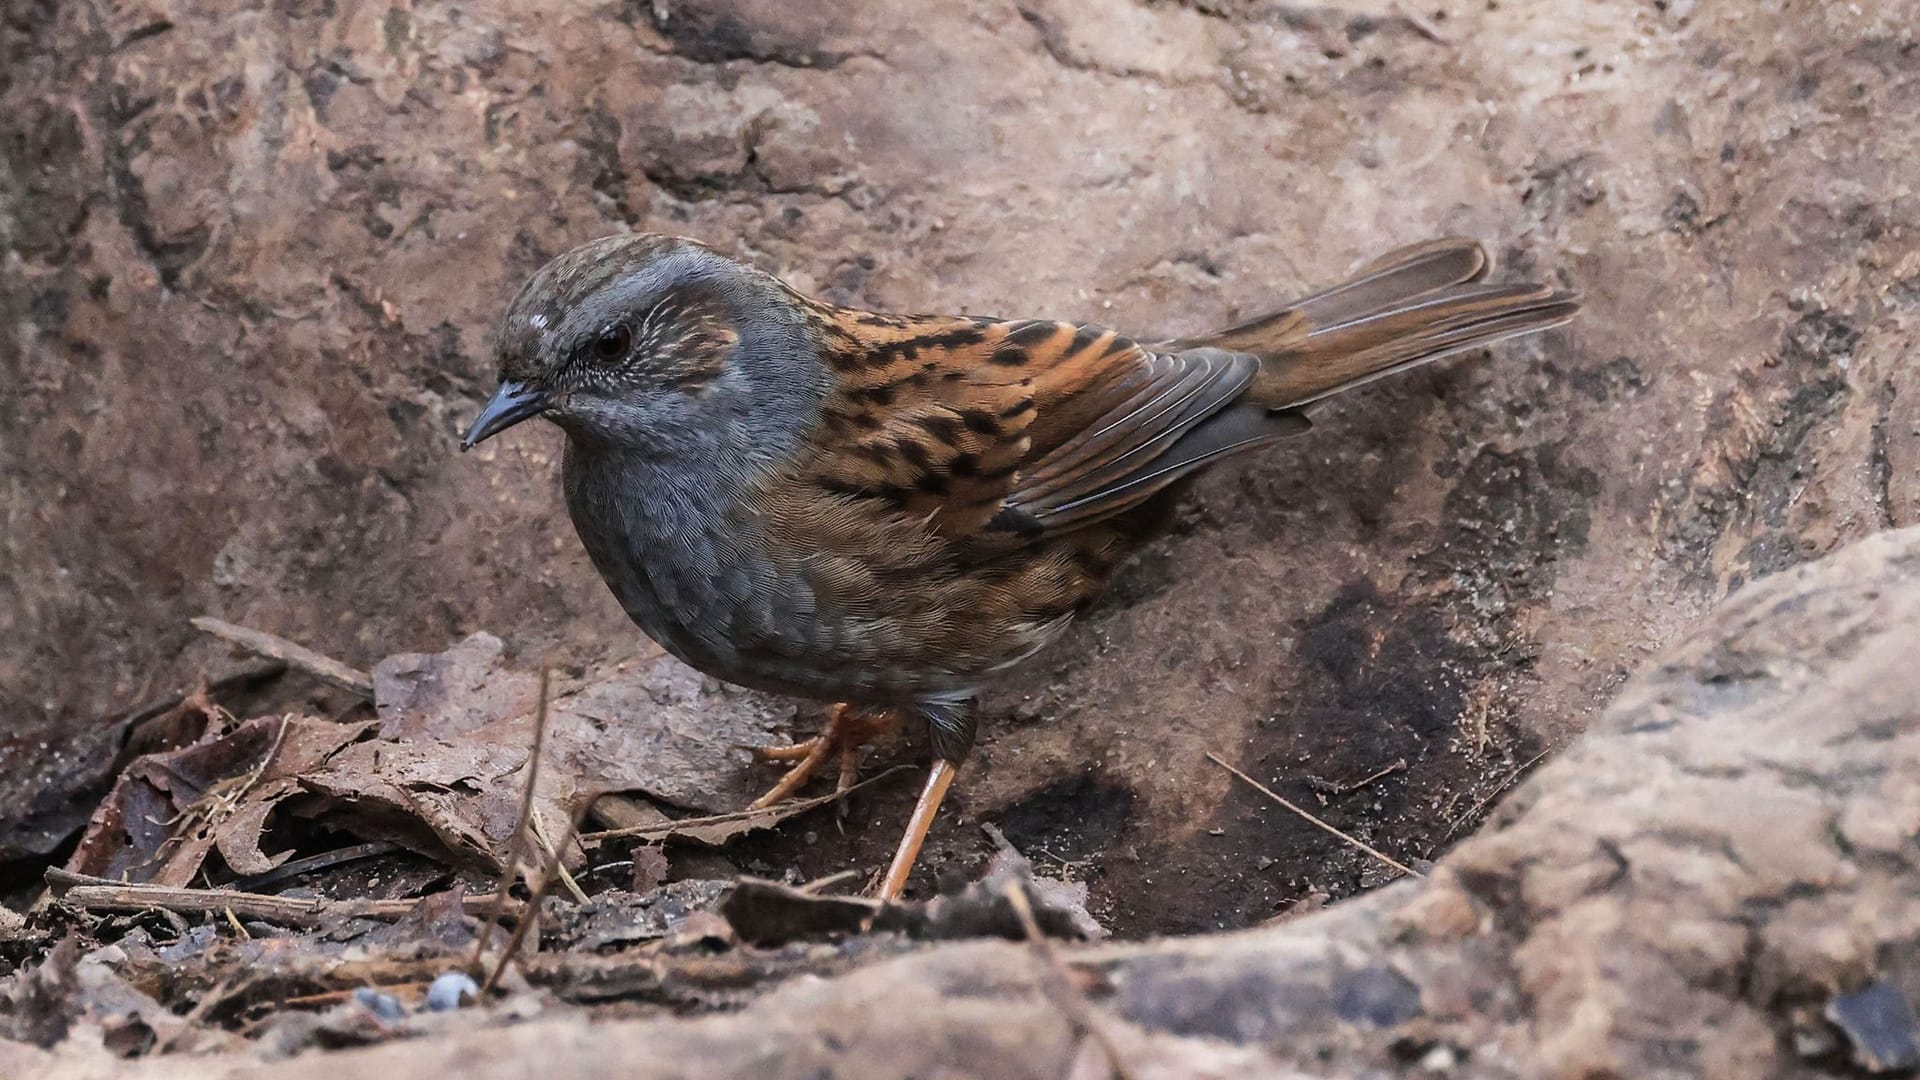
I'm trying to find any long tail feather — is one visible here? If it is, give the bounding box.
[1170,239,1579,410]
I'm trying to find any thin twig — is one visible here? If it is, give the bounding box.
[471,668,552,975]
[1207,752,1424,880]
[1392,1,1451,44]
[150,976,234,1054]
[275,981,433,1012]
[1444,747,1554,839]
[115,660,286,734]
[530,810,589,905]
[44,869,510,928]
[797,868,862,895]
[481,800,591,997]
[1002,882,1137,1080]
[191,616,374,698]
[577,766,911,841]
[476,669,587,995]
[1305,757,1407,798]
[224,714,292,806]
[480,889,541,996]
[230,841,401,892]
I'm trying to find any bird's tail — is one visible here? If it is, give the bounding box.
[1166,238,1579,410]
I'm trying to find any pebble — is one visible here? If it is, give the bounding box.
[353,988,405,1022]
[426,972,480,1012]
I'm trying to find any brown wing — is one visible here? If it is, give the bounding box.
[802,308,1297,541]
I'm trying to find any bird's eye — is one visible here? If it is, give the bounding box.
[590,323,632,361]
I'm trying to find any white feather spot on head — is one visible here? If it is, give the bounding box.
[528,313,549,330]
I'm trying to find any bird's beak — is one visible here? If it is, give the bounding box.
[460,381,549,450]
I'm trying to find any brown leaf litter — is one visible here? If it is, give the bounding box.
[65,632,869,889]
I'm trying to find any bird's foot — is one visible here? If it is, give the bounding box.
[748,703,900,809]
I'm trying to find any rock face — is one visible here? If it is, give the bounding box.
[11,525,1919,1079]
[3,1,1918,930]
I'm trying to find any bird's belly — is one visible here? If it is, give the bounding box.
[571,502,991,705]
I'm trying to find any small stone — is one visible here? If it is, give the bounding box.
[1826,982,1920,1073]
[353,987,405,1022]
[425,972,480,1012]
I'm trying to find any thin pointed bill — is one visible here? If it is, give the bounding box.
[460,381,549,450]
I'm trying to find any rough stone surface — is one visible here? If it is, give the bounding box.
[8,523,1918,1079]
[4,0,1918,934]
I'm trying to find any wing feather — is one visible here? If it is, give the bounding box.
[803,309,1282,541]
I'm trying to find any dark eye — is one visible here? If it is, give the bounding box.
[590,323,632,361]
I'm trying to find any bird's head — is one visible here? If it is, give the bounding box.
[462,234,821,454]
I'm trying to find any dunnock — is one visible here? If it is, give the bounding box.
[463,234,1577,898]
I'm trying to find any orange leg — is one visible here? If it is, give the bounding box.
[748,704,964,901]
[877,758,958,901]
[748,704,899,809]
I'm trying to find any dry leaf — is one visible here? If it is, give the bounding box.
[68,635,877,884]
[323,635,835,871]
[67,715,370,885]
[373,633,539,740]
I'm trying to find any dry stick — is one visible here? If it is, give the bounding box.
[118,660,286,732]
[480,805,582,996]
[470,668,552,977]
[1308,757,1408,797]
[225,714,292,806]
[577,766,912,842]
[231,841,401,892]
[44,868,510,928]
[797,868,862,895]
[151,975,234,1054]
[1392,1,1452,44]
[529,810,590,905]
[1206,752,1425,880]
[1444,747,1553,840]
[190,616,374,699]
[481,800,594,997]
[1002,883,1138,1080]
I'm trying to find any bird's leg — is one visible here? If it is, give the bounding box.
[748,704,899,809]
[878,758,958,901]
[875,696,978,901]
[750,698,976,901]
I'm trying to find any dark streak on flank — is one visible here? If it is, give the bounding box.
[818,475,912,508]
[960,408,1001,435]
[895,437,933,470]
[919,413,964,445]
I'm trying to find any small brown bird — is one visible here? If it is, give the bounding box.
[463,234,1577,898]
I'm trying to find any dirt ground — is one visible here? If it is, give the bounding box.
[6,524,1919,1078]
[2,0,1917,970]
